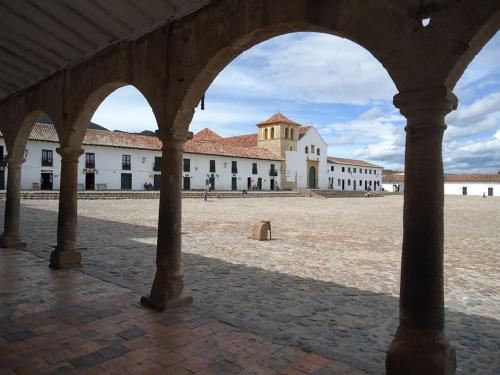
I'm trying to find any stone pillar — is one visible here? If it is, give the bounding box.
[141,133,192,311]
[49,147,83,269]
[386,87,458,375]
[0,158,26,248]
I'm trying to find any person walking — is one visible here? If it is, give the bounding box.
[204,188,208,202]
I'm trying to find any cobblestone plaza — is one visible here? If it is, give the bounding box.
[1,195,499,374]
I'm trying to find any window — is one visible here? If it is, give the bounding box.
[348,179,351,186]
[374,170,377,174]
[369,181,372,186]
[359,180,362,186]
[360,169,362,174]
[231,160,237,174]
[290,146,293,151]
[41,149,53,167]
[338,179,341,186]
[252,162,258,174]
[369,169,372,174]
[365,169,368,173]
[342,167,345,172]
[290,129,294,139]
[377,181,380,186]
[153,156,162,171]
[353,168,357,173]
[285,128,289,139]
[317,148,320,155]
[271,127,275,138]
[305,146,309,153]
[264,128,268,139]
[209,160,216,173]
[183,158,190,172]
[330,166,334,171]
[85,153,95,168]
[348,167,351,173]
[311,145,315,153]
[122,155,131,170]
[270,163,277,176]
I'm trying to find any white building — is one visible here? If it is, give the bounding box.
[382,174,500,196]
[0,113,384,192]
[327,157,383,192]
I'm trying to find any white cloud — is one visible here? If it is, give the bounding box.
[209,33,397,106]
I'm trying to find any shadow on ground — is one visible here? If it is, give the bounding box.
[2,202,499,374]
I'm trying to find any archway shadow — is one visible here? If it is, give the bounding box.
[1,202,498,375]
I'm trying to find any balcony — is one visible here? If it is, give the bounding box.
[122,163,131,171]
[231,168,238,174]
[42,159,53,167]
[85,162,95,169]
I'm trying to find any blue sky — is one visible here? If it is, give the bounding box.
[92,32,500,172]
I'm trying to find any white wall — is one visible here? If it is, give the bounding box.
[0,139,281,191]
[444,182,499,197]
[382,182,404,192]
[328,162,383,191]
[285,127,328,189]
[182,153,280,191]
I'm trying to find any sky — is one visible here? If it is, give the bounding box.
[92,32,500,173]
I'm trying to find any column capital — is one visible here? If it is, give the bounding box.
[394,86,458,131]
[56,147,84,162]
[156,129,193,151]
[7,157,25,168]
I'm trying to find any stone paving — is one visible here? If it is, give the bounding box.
[1,195,499,374]
[1,249,355,375]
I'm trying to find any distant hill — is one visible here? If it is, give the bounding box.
[38,114,109,131]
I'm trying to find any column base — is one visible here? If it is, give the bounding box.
[386,326,456,375]
[49,248,82,269]
[140,295,193,311]
[0,233,26,249]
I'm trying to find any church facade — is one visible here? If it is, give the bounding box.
[0,113,383,191]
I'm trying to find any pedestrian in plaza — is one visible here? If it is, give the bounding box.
[203,188,208,202]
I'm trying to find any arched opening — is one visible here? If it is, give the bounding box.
[270,127,275,139]
[264,128,268,139]
[182,31,400,372]
[308,165,316,188]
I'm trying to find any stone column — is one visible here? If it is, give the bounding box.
[141,133,192,311]
[386,87,457,375]
[0,158,26,248]
[49,146,83,269]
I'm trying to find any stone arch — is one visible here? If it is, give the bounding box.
[270,127,275,139]
[444,10,500,89]
[264,128,268,139]
[64,83,156,149]
[169,0,413,134]
[7,110,55,162]
[285,127,289,139]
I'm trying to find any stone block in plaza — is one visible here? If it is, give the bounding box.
[252,221,271,241]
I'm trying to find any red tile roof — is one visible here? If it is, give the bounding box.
[298,125,312,139]
[382,174,405,183]
[192,128,223,142]
[221,133,258,147]
[7,123,282,161]
[382,173,500,183]
[257,112,301,126]
[327,156,383,169]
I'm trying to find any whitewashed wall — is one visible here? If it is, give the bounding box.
[0,139,281,191]
[444,182,499,196]
[285,127,328,189]
[382,182,404,192]
[182,153,280,191]
[327,162,383,191]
